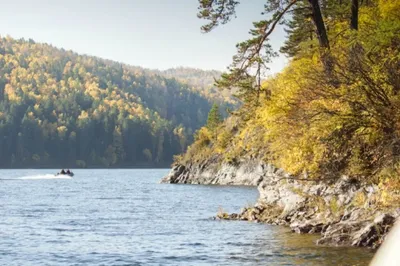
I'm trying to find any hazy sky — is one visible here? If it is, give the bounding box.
[0,0,288,73]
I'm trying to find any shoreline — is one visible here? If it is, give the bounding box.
[161,160,400,249]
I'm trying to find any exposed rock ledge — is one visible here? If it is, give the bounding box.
[160,158,265,186]
[161,161,399,248]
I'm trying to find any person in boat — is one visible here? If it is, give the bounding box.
[66,169,71,175]
[60,169,66,175]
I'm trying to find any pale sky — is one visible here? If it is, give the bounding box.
[0,0,288,73]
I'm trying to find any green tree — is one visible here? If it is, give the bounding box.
[197,0,333,92]
[0,36,234,168]
[207,103,222,140]
[280,1,315,58]
[177,0,400,184]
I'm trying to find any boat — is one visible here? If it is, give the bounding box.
[55,171,74,177]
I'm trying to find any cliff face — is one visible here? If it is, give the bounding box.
[161,160,399,249]
[160,159,265,186]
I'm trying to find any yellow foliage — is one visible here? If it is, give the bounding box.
[352,191,367,207]
[377,175,400,208]
[78,110,89,120]
[215,128,232,153]
[179,0,400,183]
[88,89,100,99]
[27,112,35,119]
[379,0,400,20]
[196,127,212,146]
[57,125,68,139]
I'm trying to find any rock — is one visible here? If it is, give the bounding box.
[309,224,324,234]
[290,221,313,234]
[230,213,240,220]
[351,213,396,248]
[290,221,324,234]
[161,158,399,249]
[370,220,400,266]
[321,224,330,233]
[160,160,270,186]
[316,211,398,248]
[253,207,261,215]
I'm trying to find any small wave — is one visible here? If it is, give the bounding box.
[18,174,72,180]
[180,242,206,247]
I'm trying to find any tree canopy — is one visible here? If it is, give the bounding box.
[180,0,400,185]
[0,36,233,167]
[207,103,222,129]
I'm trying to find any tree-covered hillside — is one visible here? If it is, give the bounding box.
[0,36,223,168]
[180,0,400,188]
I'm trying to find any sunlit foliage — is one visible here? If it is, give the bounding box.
[0,37,225,167]
[181,0,400,183]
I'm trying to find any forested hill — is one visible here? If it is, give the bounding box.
[0,36,225,168]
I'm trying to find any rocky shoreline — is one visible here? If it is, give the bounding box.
[160,158,265,186]
[161,160,399,248]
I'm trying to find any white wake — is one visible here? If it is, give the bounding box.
[18,174,72,180]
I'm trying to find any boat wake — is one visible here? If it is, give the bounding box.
[18,174,72,180]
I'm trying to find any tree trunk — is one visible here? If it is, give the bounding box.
[350,0,359,30]
[308,0,330,49]
[308,0,332,72]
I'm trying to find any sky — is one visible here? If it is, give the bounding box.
[0,0,288,73]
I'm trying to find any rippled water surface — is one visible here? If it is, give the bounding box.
[0,169,374,265]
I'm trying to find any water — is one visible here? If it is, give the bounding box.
[0,169,374,265]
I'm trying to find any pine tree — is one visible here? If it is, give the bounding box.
[207,103,222,140]
[207,103,222,130]
[280,1,315,57]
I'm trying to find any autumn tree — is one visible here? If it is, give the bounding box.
[0,36,230,168]
[175,0,400,183]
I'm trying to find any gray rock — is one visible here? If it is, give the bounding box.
[160,159,399,249]
[351,213,396,248]
[160,160,270,186]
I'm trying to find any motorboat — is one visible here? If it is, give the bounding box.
[56,171,74,177]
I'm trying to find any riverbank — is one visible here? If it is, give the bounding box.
[161,160,400,249]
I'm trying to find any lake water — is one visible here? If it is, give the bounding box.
[0,169,374,265]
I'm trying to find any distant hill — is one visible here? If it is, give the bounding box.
[0,36,234,168]
[159,67,238,106]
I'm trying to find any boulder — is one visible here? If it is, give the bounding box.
[351,213,396,248]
